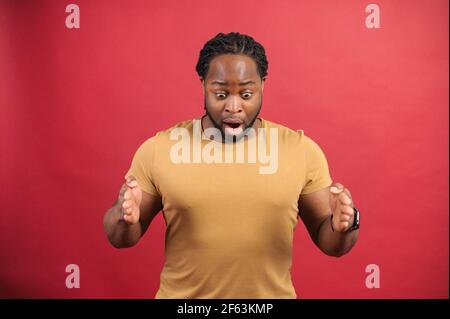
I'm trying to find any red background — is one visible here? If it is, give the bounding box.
[0,0,448,298]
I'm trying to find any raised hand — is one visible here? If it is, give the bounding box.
[118,176,143,225]
[329,183,355,233]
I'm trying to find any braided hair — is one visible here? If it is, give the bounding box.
[195,32,268,80]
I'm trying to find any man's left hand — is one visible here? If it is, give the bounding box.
[329,183,355,233]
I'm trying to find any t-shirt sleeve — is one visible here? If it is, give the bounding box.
[125,135,161,197]
[301,134,333,195]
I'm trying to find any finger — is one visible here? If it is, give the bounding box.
[127,180,139,188]
[340,205,354,216]
[122,203,135,216]
[339,221,349,231]
[123,197,138,209]
[125,175,139,188]
[122,199,133,209]
[340,188,353,205]
[330,183,344,194]
[123,207,133,216]
[343,187,352,200]
[338,192,352,206]
[332,217,349,232]
[123,188,132,200]
[123,213,136,224]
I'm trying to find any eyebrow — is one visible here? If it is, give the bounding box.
[210,80,257,86]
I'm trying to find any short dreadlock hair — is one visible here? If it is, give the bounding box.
[195,32,268,80]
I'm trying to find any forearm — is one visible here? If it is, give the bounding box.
[316,214,359,257]
[103,203,142,248]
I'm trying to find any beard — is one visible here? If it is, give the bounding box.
[203,97,262,143]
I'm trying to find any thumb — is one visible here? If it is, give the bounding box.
[330,183,344,194]
[124,175,139,188]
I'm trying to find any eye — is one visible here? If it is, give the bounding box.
[215,92,227,99]
[241,92,253,99]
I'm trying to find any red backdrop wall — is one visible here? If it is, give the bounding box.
[0,0,448,298]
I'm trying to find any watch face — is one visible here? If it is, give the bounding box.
[354,208,360,225]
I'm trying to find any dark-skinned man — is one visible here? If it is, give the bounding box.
[103,32,360,299]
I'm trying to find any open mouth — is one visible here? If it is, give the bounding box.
[222,118,244,132]
[224,122,241,129]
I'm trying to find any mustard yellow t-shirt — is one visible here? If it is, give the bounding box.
[126,117,332,298]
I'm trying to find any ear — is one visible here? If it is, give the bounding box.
[261,78,266,93]
[200,77,205,94]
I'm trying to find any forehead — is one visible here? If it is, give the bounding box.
[205,54,259,80]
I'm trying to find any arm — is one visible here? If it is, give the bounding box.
[103,176,163,248]
[298,183,359,257]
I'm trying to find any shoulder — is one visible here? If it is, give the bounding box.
[138,118,194,148]
[262,118,327,154]
[262,118,316,145]
[158,119,194,135]
[150,119,194,140]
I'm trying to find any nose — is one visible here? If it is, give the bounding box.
[224,95,243,114]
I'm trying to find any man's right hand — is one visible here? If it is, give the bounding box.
[118,176,143,225]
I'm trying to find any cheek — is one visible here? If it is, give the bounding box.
[246,96,262,112]
[205,95,222,110]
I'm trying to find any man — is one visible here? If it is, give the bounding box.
[103,32,360,298]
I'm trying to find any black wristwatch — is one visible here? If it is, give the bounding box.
[346,207,360,232]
